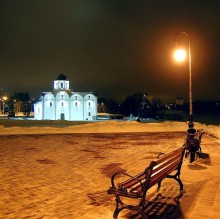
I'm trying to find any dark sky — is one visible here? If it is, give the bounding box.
[0,0,220,103]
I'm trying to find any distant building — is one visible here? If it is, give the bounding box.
[34,73,97,121]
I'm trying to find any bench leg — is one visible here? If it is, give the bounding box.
[174,175,184,190]
[158,181,161,189]
[161,173,183,191]
[113,208,120,219]
[112,195,149,219]
[113,207,148,219]
[113,195,124,219]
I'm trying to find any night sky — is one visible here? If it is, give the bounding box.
[0,0,220,103]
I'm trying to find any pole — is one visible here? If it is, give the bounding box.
[174,31,194,128]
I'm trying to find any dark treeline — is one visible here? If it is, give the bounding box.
[98,92,163,119]
[174,100,220,114]
[193,100,220,114]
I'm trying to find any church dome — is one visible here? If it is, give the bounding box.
[56,73,68,80]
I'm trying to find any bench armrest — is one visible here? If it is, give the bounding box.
[110,172,144,191]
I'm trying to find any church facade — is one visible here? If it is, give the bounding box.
[34,73,97,121]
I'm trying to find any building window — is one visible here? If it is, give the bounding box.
[89,96,90,100]
[88,112,91,116]
[61,95,63,100]
[50,102,52,107]
[75,96,77,100]
[61,102,64,107]
[88,102,91,107]
[75,102,78,107]
[61,83,63,88]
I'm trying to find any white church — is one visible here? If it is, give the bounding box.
[34,73,97,121]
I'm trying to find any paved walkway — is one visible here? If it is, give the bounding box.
[0,132,220,219]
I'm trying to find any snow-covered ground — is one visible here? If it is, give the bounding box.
[0,120,220,139]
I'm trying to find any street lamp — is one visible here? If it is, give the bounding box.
[174,31,194,129]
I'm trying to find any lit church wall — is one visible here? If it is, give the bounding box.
[70,94,84,120]
[34,102,43,120]
[55,92,70,120]
[44,93,55,120]
[84,94,97,120]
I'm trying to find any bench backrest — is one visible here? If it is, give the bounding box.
[119,147,185,194]
[147,147,185,189]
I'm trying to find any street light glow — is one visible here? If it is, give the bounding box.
[173,49,186,62]
[3,96,7,101]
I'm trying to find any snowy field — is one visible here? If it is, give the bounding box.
[0,120,220,139]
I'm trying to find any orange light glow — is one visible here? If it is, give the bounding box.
[173,49,186,62]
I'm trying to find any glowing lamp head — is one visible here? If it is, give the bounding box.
[174,49,186,62]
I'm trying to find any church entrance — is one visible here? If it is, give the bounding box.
[60,113,65,120]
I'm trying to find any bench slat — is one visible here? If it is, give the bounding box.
[129,159,181,192]
[118,171,146,189]
[156,147,184,165]
[128,179,146,193]
[148,160,181,188]
[152,155,181,175]
[123,154,182,190]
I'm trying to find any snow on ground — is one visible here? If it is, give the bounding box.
[0,120,220,139]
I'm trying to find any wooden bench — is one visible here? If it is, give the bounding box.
[107,146,186,219]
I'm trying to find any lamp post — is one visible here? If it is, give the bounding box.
[174,31,194,129]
